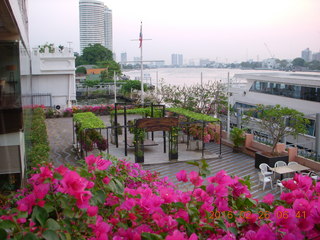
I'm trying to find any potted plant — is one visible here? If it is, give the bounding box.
[134,128,145,163]
[230,127,245,153]
[245,104,309,168]
[169,127,179,160]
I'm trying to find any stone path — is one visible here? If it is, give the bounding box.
[46,117,280,199]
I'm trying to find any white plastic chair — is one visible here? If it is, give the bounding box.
[274,161,287,178]
[259,163,273,177]
[288,162,298,166]
[258,172,273,191]
[309,171,319,181]
[275,161,287,167]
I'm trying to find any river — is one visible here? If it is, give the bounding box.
[124,68,277,86]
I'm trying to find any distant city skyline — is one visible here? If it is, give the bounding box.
[28,0,320,64]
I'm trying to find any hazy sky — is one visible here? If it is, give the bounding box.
[28,0,320,64]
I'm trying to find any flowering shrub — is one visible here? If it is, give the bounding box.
[63,104,116,117]
[0,155,319,239]
[188,123,220,143]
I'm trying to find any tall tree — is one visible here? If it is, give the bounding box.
[292,58,305,67]
[82,44,113,65]
[98,60,121,79]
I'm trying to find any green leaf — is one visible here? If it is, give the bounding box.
[172,202,185,209]
[141,232,163,240]
[43,203,55,214]
[24,233,38,240]
[43,230,59,240]
[216,219,227,231]
[63,208,74,218]
[45,218,60,231]
[17,211,28,219]
[53,172,63,180]
[186,161,199,167]
[0,228,7,240]
[32,206,48,227]
[108,178,124,195]
[58,232,67,240]
[0,220,15,230]
[93,190,106,204]
[228,227,238,236]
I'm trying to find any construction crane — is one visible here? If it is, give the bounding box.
[264,43,275,58]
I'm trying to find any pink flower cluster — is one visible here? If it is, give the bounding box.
[1,155,319,240]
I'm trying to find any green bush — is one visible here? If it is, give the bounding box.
[230,127,245,148]
[25,108,50,175]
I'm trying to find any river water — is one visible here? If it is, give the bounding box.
[124,68,277,86]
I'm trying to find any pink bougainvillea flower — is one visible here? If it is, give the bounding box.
[33,183,50,200]
[60,170,89,196]
[85,154,98,166]
[293,174,313,191]
[17,193,36,214]
[206,183,215,195]
[55,165,68,176]
[17,218,26,224]
[96,159,112,171]
[89,215,112,239]
[203,134,211,143]
[165,230,186,240]
[231,181,250,197]
[87,181,95,189]
[102,176,110,185]
[87,206,98,217]
[120,198,136,211]
[189,171,203,186]
[282,179,298,191]
[214,184,228,198]
[273,206,298,231]
[207,170,233,185]
[176,170,188,182]
[310,202,320,223]
[255,224,276,240]
[159,187,176,203]
[75,191,92,209]
[262,193,274,205]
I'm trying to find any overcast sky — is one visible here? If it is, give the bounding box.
[28,0,320,64]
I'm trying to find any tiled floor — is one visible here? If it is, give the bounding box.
[46,117,280,199]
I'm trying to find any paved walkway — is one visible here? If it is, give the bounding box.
[46,117,279,199]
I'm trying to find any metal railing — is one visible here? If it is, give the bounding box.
[22,93,52,107]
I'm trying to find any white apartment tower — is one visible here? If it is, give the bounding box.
[104,6,113,51]
[79,0,113,54]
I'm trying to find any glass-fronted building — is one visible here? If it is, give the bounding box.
[0,0,32,188]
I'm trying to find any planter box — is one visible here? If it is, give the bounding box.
[255,152,288,169]
[135,155,144,163]
[169,152,178,160]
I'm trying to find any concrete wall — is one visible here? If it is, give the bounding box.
[28,47,76,108]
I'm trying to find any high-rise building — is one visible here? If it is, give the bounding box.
[121,52,127,64]
[171,54,178,66]
[301,48,312,62]
[171,54,183,67]
[104,6,113,51]
[312,52,320,61]
[79,0,113,54]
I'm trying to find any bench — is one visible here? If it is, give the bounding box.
[127,139,159,148]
